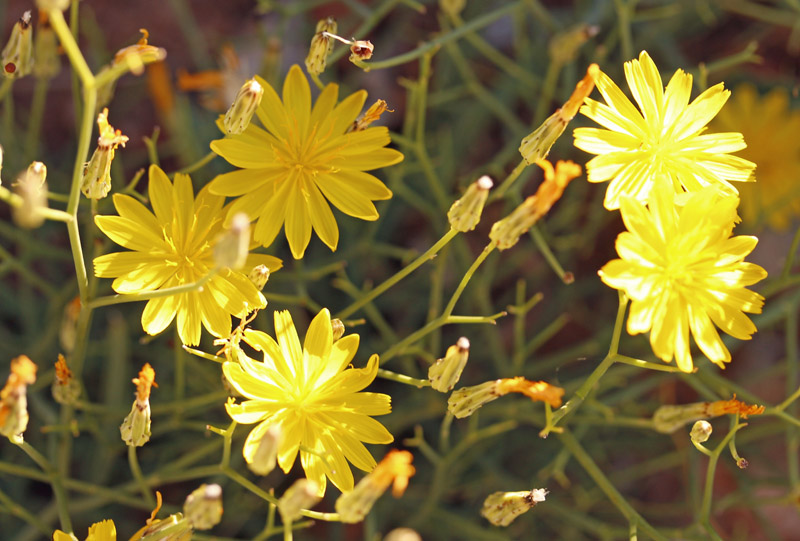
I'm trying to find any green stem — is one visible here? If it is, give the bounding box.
[699,421,746,527]
[361,2,522,70]
[558,431,668,541]
[489,159,528,201]
[172,150,217,175]
[128,445,156,509]
[443,242,496,316]
[336,228,458,319]
[15,440,72,532]
[376,368,430,387]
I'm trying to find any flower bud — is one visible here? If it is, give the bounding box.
[247,424,281,476]
[428,337,470,392]
[0,355,37,440]
[278,479,321,522]
[2,11,34,79]
[447,176,493,232]
[120,364,157,447]
[480,488,547,527]
[132,513,191,541]
[350,99,392,132]
[223,78,263,135]
[349,40,374,63]
[488,197,538,251]
[36,0,70,10]
[113,29,167,76]
[248,264,271,291]
[52,354,81,405]
[519,64,597,164]
[690,420,712,444]
[331,318,345,342]
[81,108,129,199]
[384,528,422,541]
[336,450,415,523]
[214,213,250,270]
[13,161,48,229]
[305,17,337,75]
[33,12,59,79]
[183,483,223,530]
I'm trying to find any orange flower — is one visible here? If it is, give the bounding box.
[133,363,157,404]
[495,377,565,408]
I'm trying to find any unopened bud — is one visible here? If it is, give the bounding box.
[349,40,374,63]
[214,213,250,270]
[81,108,129,199]
[488,197,537,251]
[428,337,470,392]
[278,479,321,522]
[33,13,59,79]
[336,450,414,523]
[248,264,270,291]
[305,17,337,75]
[384,528,422,541]
[448,176,493,232]
[0,355,37,440]
[52,354,81,405]
[1,11,34,79]
[13,161,48,229]
[520,64,598,164]
[183,483,223,530]
[36,0,70,10]
[247,424,281,476]
[120,364,156,447]
[331,318,345,342]
[481,488,547,527]
[224,78,263,135]
[690,420,712,444]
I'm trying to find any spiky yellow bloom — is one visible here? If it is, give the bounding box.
[93,165,282,346]
[574,50,756,210]
[54,519,116,541]
[711,83,800,230]
[209,65,403,259]
[223,308,393,496]
[599,181,767,372]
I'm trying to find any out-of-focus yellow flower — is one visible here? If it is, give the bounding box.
[209,65,403,259]
[0,355,37,439]
[599,181,767,372]
[574,51,756,210]
[54,519,116,541]
[223,308,393,496]
[93,165,282,346]
[711,83,800,230]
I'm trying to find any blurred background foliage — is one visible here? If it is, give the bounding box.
[1,0,800,539]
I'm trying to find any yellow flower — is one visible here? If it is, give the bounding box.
[599,181,767,372]
[209,65,403,259]
[223,308,393,495]
[93,165,282,346]
[54,519,116,541]
[710,83,800,230]
[573,50,756,210]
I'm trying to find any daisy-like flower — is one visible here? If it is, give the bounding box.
[711,83,800,230]
[209,65,403,259]
[223,308,393,496]
[574,50,756,210]
[94,165,282,346]
[599,181,767,372]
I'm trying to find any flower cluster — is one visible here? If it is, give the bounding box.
[577,51,768,372]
